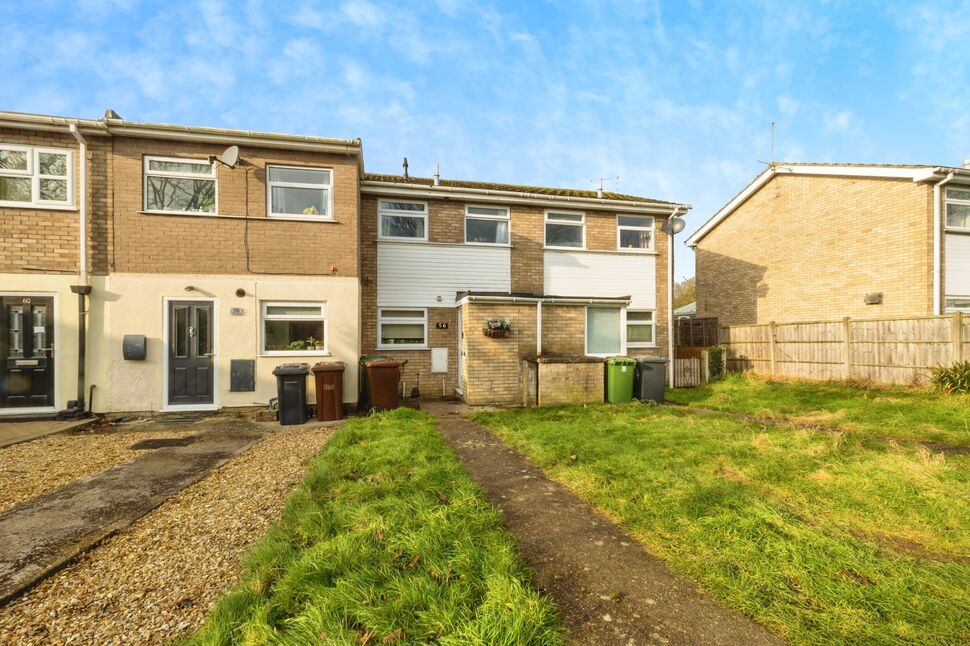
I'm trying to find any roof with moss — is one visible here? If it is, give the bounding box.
[362,173,680,205]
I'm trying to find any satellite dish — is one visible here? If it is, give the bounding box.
[661,216,687,235]
[220,145,240,168]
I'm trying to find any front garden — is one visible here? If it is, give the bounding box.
[475,375,970,645]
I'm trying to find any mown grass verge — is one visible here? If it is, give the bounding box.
[184,408,562,646]
[666,372,970,447]
[475,402,970,646]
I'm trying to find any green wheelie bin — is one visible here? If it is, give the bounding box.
[604,356,637,403]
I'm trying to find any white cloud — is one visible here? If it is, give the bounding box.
[823,110,854,133]
[341,0,384,29]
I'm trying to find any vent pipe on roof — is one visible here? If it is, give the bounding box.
[402,157,409,179]
[434,163,441,186]
[962,159,970,169]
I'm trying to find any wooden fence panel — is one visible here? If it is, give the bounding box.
[719,314,965,386]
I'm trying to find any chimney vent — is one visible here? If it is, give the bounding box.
[962,159,970,169]
[402,157,409,179]
[434,163,441,186]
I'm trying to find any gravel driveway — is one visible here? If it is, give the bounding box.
[0,424,199,514]
[0,426,335,645]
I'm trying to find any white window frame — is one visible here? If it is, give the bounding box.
[464,204,511,246]
[584,306,626,357]
[0,144,75,209]
[616,214,655,252]
[260,301,329,356]
[544,210,586,250]
[266,164,333,220]
[378,200,429,242]
[143,155,218,216]
[626,309,657,348]
[377,307,428,350]
[944,296,970,312]
[945,187,970,232]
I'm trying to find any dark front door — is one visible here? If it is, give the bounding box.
[1,296,55,409]
[168,301,214,406]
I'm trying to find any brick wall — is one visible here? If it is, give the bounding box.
[695,174,934,325]
[111,137,360,276]
[0,127,111,275]
[462,301,537,404]
[537,360,603,405]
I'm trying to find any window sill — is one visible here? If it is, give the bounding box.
[545,247,659,256]
[945,227,970,235]
[260,351,332,358]
[376,346,429,351]
[0,202,76,211]
[615,248,657,254]
[376,237,429,244]
[627,344,659,349]
[464,241,512,248]
[268,213,334,222]
[141,210,342,223]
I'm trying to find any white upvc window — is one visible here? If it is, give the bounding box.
[585,306,625,357]
[261,301,328,355]
[378,200,428,241]
[377,308,428,349]
[144,156,217,215]
[267,165,332,219]
[545,211,586,249]
[617,215,655,251]
[465,205,510,245]
[0,145,74,208]
[944,296,970,312]
[626,310,656,347]
[946,187,970,230]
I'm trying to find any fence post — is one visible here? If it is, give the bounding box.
[952,311,963,364]
[842,316,852,380]
[768,321,777,375]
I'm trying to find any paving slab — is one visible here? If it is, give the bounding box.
[0,418,97,449]
[427,402,784,646]
[0,417,264,604]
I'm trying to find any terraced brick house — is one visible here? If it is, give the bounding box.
[689,163,970,326]
[0,109,688,415]
[359,174,689,405]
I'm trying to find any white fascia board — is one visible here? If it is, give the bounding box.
[362,181,690,215]
[687,164,938,247]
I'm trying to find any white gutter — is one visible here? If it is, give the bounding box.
[68,123,88,285]
[362,181,690,215]
[456,294,631,307]
[933,171,956,315]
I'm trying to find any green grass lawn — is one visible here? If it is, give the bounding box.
[475,397,970,646]
[666,373,970,447]
[185,409,562,646]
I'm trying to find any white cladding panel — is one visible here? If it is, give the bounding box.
[945,233,970,295]
[377,242,511,307]
[544,251,656,309]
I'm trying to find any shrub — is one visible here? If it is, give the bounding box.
[930,361,970,393]
[706,345,728,381]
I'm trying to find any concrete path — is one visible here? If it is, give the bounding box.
[0,418,97,449]
[427,403,783,646]
[0,418,263,604]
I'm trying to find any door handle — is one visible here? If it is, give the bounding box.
[203,352,215,357]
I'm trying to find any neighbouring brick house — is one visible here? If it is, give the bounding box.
[689,163,970,326]
[1,109,688,415]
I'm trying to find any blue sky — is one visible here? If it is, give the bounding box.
[3,0,968,279]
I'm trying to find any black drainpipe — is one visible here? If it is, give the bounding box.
[69,284,92,414]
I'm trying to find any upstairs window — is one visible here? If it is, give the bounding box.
[465,205,510,245]
[0,145,73,208]
[144,156,216,214]
[268,166,331,219]
[379,200,427,241]
[946,187,970,230]
[545,211,585,249]
[617,215,654,251]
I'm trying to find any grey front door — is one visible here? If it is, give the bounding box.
[168,301,214,406]
[0,296,55,409]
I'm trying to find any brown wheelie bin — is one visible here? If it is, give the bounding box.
[311,362,345,421]
[365,359,407,411]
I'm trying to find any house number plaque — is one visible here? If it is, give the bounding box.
[435,322,449,329]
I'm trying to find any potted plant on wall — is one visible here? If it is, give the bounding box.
[306,336,321,351]
[483,318,512,338]
[287,339,307,351]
